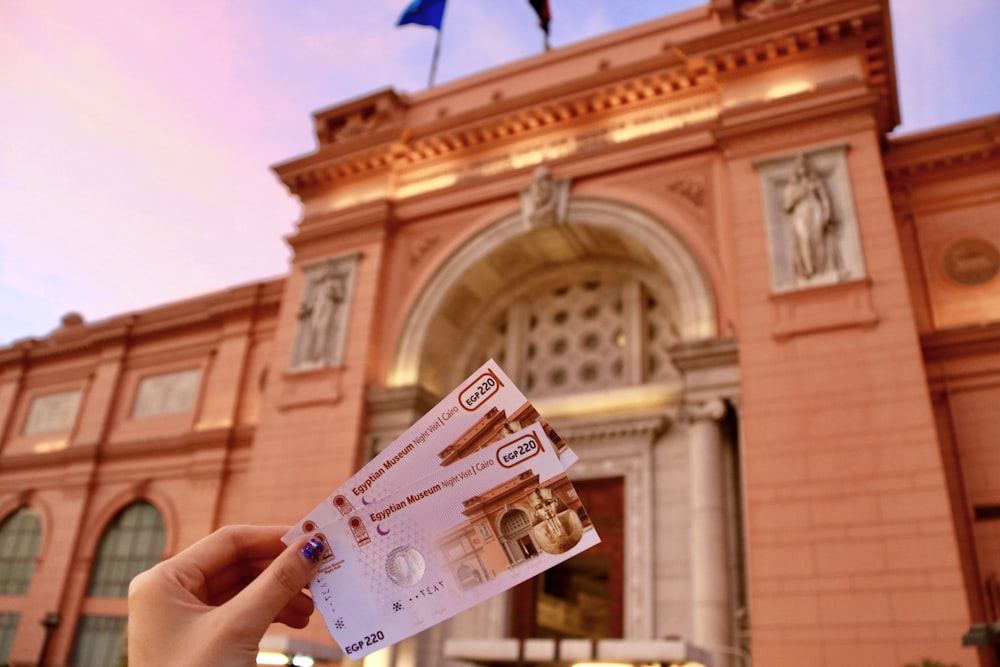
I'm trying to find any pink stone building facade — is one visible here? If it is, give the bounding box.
[1,1,998,666]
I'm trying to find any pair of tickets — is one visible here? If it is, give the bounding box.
[283,361,600,659]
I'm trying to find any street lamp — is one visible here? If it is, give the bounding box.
[36,613,61,667]
[962,620,1000,660]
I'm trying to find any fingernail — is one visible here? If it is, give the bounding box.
[301,537,324,563]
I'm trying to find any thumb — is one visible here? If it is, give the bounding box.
[225,535,324,636]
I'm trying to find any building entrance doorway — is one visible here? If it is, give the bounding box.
[509,476,624,639]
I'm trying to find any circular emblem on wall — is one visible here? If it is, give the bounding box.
[942,238,1000,286]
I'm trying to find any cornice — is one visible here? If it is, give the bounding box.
[713,78,879,156]
[392,125,718,223]
[549,411,671,443]
[670,336,740,372]
[275,0,894,199]
[102,426,252,462]
[0,444,99,472]
[289,199,394,250]
[884,114,1000,183]
[685,0,878,59]
[0,426,254,473]
[921,322,1000,362]
[0,279,284,367]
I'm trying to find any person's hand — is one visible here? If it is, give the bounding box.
[128,525,324,667]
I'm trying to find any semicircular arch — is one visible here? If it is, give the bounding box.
[391,196,718,393]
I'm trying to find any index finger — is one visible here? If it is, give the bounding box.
[156,525,289,590]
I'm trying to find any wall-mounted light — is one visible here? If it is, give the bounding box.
[257,635,340,666]
[764,79,814,100]
[256,650,318,666]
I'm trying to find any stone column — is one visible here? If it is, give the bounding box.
[687,398,731,667]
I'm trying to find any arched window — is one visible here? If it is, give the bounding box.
[0,507,42,663]
[70,501,165,667]
[86,501,165,597]
[0,506,42,595]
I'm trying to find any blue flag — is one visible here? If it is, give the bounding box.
[397,0,446,30]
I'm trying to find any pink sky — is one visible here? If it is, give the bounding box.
[1,0,998,345]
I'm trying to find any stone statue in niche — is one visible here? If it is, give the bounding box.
[754,144,866,292]
[782,153,842,281]
[520,164,571,228]
[300,270,346,364]
[291,255,358,370]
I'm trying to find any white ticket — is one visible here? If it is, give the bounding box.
[306,422,600,660]
[285,360,576,544]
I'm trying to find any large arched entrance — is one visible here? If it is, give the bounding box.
[369,193,742,665]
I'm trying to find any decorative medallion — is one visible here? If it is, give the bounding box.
[942,238,1000,286]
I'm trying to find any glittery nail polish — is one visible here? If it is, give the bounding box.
[301,537,324,563]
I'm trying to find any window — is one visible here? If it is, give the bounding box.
[0,612,20,664]
[24,390,82,434]
[70,502,164,667]
[132,369,201,418]
[69,615,128,667]
[0,507,43,594]
[87,501,165,597]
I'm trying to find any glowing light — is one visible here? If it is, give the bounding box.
[533,383,680,419]
[362,646,394,667]
[573,663,704,667]
[32,439,68,454]
[510,148,547,170]
[256,652,290,665]
[387,360,418,388]
[395,172,458,198]
[195,418,232,431]
[608,105,718,144]
[290,655,314,667]
[609,116,682,143]
[765,79,814,100]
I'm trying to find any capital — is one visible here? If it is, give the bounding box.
[686,398,727,423]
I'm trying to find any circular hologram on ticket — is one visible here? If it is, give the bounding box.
[385,545,426,587]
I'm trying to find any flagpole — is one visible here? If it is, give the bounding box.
[428,28,443,87]
[428,0,448,87]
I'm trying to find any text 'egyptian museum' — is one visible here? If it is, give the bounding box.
[2,0,999,666]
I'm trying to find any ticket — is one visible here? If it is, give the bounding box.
[285,360,576,544]
[305,422,600,660]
